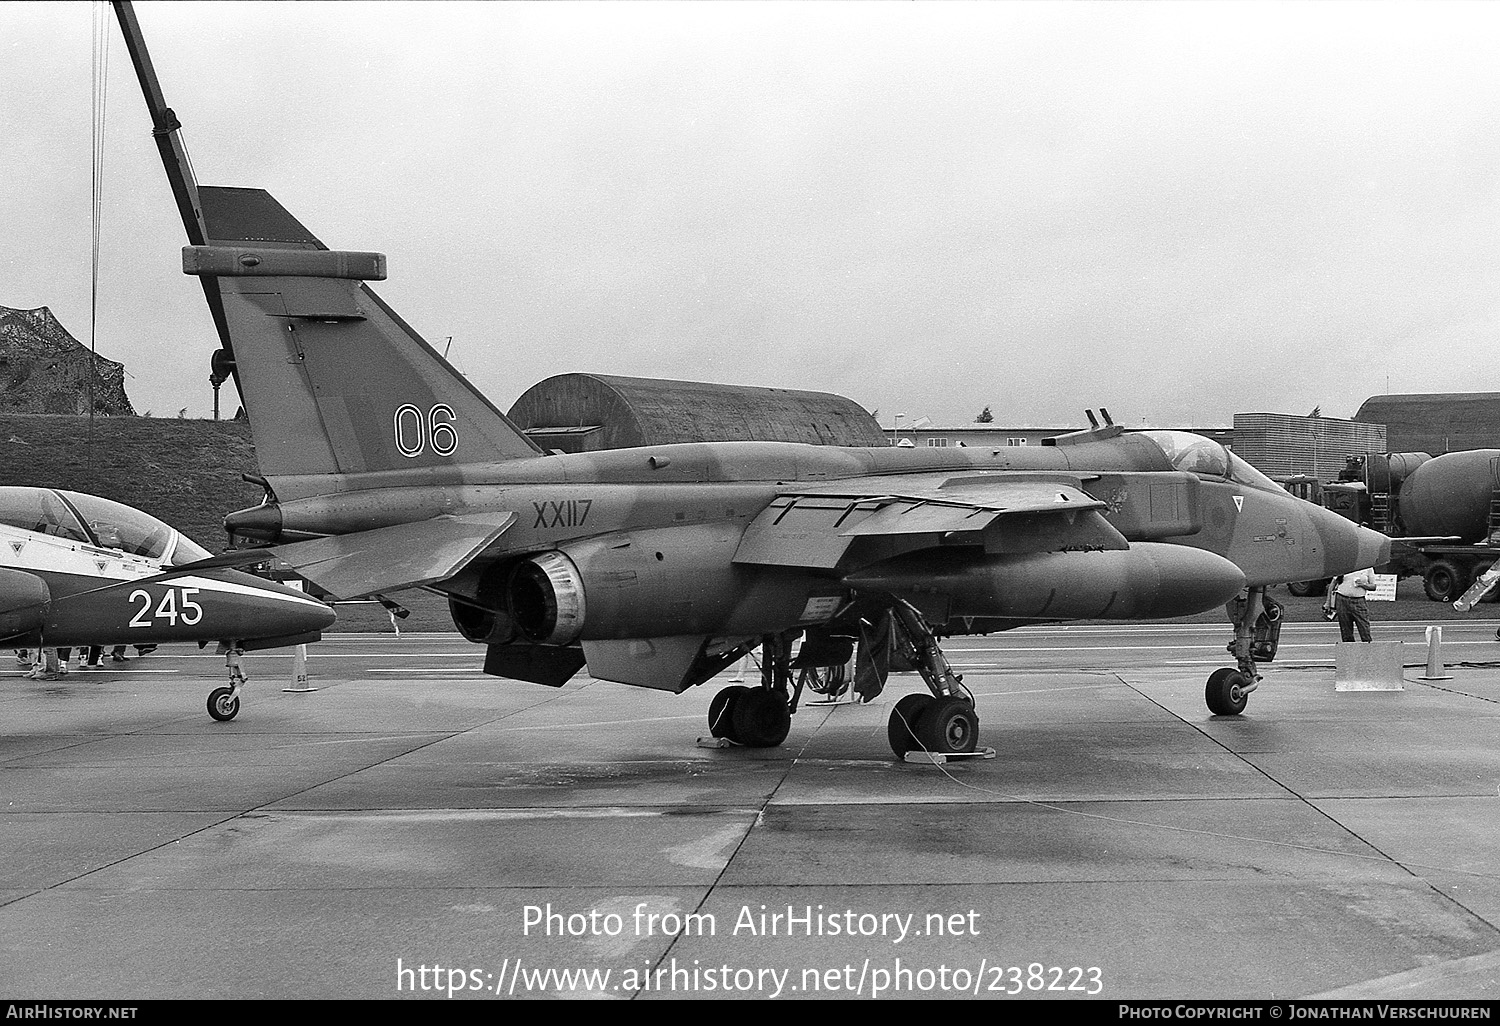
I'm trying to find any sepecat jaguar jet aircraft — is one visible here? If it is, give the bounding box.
[113,1,1387,758]
[0,486,335,720]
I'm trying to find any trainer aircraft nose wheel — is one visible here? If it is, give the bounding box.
[207,686,240,721]
[1205,668,1250,716]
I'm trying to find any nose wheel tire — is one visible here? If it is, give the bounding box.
[1205,668,1249,716]
[207,686,240,722]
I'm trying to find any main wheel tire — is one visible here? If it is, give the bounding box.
[207,686,240,722]
[730,688,791,747]
[887,693,934,757]
[708,685,751,739]
[1205,667,1249,716]
[914,696,980,755]
[1424,560,1468,603]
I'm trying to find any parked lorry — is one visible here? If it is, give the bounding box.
[1282,449,1500,602]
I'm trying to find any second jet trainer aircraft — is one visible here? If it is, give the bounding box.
[0,486,335,720]
[114,1,1387,758]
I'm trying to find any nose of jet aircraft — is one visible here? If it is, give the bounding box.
[214,569,337,640]
[1305,503,1392,578]
[284,589,339,636]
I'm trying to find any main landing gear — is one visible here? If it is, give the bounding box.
[883,603,978,759]
[707,634,794,747]
[703,603,982,759]
[1206,586,1280,716]
[206,644,248,722]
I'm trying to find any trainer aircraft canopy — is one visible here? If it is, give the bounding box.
[0,487,211,564]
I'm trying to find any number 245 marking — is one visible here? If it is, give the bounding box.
[128,587,203,628]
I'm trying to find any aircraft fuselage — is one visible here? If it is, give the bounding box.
[220,432,1385,670]
[236,435,1378,593]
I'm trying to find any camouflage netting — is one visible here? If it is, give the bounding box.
[0,305,135,416]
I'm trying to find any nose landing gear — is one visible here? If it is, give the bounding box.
[1205,667,1250,716]
[1206,586,1280,716]
[206,644,247,722]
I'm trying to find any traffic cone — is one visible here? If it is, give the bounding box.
[1419,625,1454,681]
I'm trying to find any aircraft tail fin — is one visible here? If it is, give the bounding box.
[188,186,542,480]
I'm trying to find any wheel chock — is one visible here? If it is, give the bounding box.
[902,747,996,765]
[695,736,732,749]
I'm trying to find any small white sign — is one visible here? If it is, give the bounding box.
[1368,573,1399,602]
[799,595,843,622]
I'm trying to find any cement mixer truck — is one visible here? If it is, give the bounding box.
[1283,449,1500,602]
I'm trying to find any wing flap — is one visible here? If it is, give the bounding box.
[838,501,999,536]
[733,496,882,569]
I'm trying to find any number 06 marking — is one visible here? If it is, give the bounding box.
[394,403,459,458]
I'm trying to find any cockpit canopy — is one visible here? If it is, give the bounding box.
[1138,431,1281,492]
[0,487,211,565]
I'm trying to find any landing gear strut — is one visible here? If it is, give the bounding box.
[884,603,978,758]
[207,644,247,722]
[1206,587,1275,716]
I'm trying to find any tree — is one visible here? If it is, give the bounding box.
[975,406,993,423]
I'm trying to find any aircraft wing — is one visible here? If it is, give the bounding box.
[151,512,518,600]
[734,474,1127,570]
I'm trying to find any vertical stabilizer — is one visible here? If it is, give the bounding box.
[187,186,542,478]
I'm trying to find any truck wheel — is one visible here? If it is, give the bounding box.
[1424,561,1469,603]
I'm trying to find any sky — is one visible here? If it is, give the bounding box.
[4,0,1500,429]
